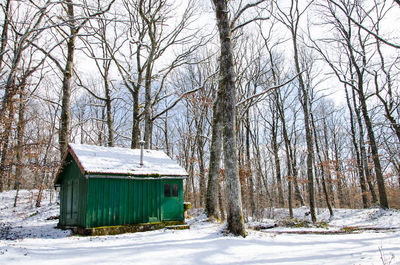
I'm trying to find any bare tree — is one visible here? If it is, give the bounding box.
[0,0,54,191]
[77,2,121,147]
[313,0,388,208]
[274,0,317,222]
[55,0,115,158]
[212,0,247,236]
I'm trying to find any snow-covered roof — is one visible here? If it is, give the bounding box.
[61,143,188,177]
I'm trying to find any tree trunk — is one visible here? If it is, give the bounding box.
[250,129,272,207]
[271,110,284,207]
[218,179,226,221]
[143,62,153,149]
[206,95,223,218]
[344,86,369,208]
[245,113,256,216]
[311,114,333,217]
[104,71,114,147]
[14,90,26,207]
[0,105,14,192]
[291,29,316,222]
[291,139,305,206]
[197,136,206,207]
[322,118,335,207]
[213,0,246,237]
[131,89,140,148]
[59,0,77,159]
[350,88,378,205]
[345,22,388,208]
[0,0,11,70]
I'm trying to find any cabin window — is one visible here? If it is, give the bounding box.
[172,184,178,197]
[164,184,171,197]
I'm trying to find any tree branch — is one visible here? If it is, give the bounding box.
[236,73,301,107]
[328,0,400,49]
[230,0,267,29]
[232,17,269,33]
[151,86,202,121]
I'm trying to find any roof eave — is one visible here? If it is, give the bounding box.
[85,171,189,179]
[53,145,87,186]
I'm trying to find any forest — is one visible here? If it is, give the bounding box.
[0,0,399,237]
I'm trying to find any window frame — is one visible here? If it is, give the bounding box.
[164,184,171,197]
[171,183,178,197]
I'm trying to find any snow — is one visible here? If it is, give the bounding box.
[66,143,188,177]
[247,207,400,233]
[1,190,400,265]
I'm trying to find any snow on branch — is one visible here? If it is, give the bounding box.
[152,71,218,121]
[230,0,267,30]
[236,73,301,107]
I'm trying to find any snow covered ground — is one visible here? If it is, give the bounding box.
[1,190,400,265]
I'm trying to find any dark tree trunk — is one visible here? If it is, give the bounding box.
[245,113,256,216]
[271,111,284,207]
[131,89,140,149]
[104,71,114,147]
[311,114,333,217]
[345,21,388,208]
[218,180,226,221]
[197,135,206,207]
[344,87,369,208]
[290,29,316,222]
[359,94,388,208]
[14,90,26,206]
[322,118,335,206]
[350,88,378,205]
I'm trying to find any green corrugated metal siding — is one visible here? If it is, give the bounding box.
[59,155,87,227]
[78,176,88,227]
[86,178,164,228]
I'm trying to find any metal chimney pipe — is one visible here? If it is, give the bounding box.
[139,140,145,166]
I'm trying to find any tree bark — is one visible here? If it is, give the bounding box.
[271,110,285,207]
[143,60,153,149]
[213,0,246,237]
[311,114,333,217]
[205,94,223,218]
[290,29,316,222]
[197,133,206,207]
[245,112,256,216]
[131,89,140,148]
[59,0,77,158]
[103,70,114,147]
[322,117,335,206]
[358,90,388,208]
[0,0,11,70]
[14,90,26,207]
[0,104,14,191]
[344,87,369,208]
[344,15,388,208]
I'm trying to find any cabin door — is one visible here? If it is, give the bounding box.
[161,180,182,221]
[65,178,79,225]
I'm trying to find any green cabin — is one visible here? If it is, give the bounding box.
[54,144,188,229]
